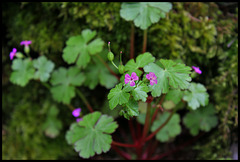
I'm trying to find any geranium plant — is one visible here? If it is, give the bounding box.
[9,2,219,160]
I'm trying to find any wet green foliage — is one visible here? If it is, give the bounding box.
[2,2,238,160]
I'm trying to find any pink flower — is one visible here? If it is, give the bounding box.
[9,48,17,60]
[72,108,81,117]
[146,72,158,85]
[124,72,139,86]
[76,118,83,122]
[20,40,32,46]
[192,66,202,74]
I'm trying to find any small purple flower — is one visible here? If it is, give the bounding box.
[76,118,83,122]
[9,48,17,60]
[192,66,202,74]
[146,72,158,85]
[72,108,81,117]
[124,72,139,86]
[20,40,32,46]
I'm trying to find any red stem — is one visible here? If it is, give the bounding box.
[111,145,132,160]
[144,110,174,142]
[142,29,147,53]
[141,102,152,140]
[150,108,158,125]
[111,141,138,148]
[146,139,159,159]
[130,23,135,59]
[128,119,137,142]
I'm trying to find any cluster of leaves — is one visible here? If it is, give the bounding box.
[3,2,237,160]
[108,52,195,120]
[10,56,54,87]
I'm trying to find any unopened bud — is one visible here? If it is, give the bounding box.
[107,51,114,61]
[118,64,125,74]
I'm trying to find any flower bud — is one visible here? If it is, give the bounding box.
[24,45,30,54]
[16,52,24,58]
[108,51,114,61]
[118,64,125,74]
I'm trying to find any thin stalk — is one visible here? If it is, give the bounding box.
[111,145,132,160]
[96,54,120,80]
[142,29,148,53]
[128,119,137,142]
[111,61,119,70]
[41,81,51,89]
[141,102,152,140]
[150,108,159,125]
[130,23,135,59]
[111,141,138,148]
[75,89,94,113]
[144,109,175,142]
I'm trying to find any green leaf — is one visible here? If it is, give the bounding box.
[119,98,139,120]
[183,82,209,110]
[62,29,104,68]
[42,105,62,138]
[132,81,149,102]
[124,52,155,77]
[151,112,181,142]
[165,89,183,104]
[33,56,55,82]
[50,66,85,104]
[183,104,218,136]
[66,112,118,158]
[107,83,130,110]
[144,59,192,97]
[10,58,35,87]
[120,2,172,29]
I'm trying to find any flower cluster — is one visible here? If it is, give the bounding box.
[9,40,32,60]
[72,108,82,122]
[124,72,158,87]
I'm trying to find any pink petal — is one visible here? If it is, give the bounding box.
[129,80,135,86]
[76,118,83,122]
[125,73,131,80]
[150,80,155,86]
[12,48,17,53]
[125,78,130,84]
[9,52,15,60]
[149,72,155,77]
[72,108,81,117]
[192,66,202,74]
[131,72,139,81]
[146,74,150,80]
[153,79,158,84]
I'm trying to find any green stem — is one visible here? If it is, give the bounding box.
[76,89,94,113]
[96,54,119,80]
[41,81,51,89]
[142,29,148,53]
[111,61,119,69]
